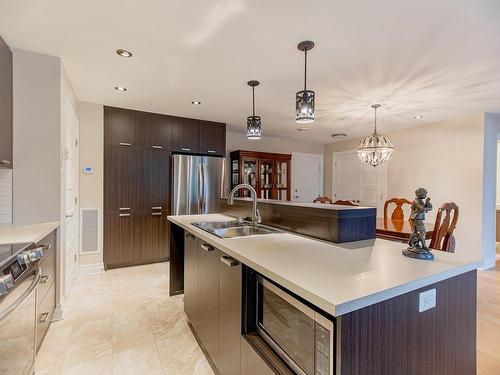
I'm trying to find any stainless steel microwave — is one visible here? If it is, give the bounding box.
[256,275,334,375]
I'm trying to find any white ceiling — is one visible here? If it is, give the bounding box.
[1,0,499,144]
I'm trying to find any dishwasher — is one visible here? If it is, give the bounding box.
[0,242,44,375]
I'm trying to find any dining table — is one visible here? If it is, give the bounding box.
[376,217,434,243]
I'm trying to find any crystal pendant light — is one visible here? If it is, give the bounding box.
[247,80,261,140]
[357,104,394,167]
[296,41,315,124]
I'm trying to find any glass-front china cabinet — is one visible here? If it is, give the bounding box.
[230,150,291,201]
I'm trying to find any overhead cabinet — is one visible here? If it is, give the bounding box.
[0,35,13,168]
[104,106,226,269]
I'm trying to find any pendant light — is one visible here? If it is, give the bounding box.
[247,80,261,140]
[357,104,394,167]
[296,40,315,124]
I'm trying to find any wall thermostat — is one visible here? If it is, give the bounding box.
[83,166,94,174]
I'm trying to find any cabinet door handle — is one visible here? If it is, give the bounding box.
[200,243,213,252]
[119,213,131,217]
[152,145,163,149]
[0,160,11,165]
[119,207,130,211]
[152,206,162,210]
[220,256,238,267]
[185,233,196,240]
[41,275,51,284]
[181,148,191,151]
[119,142,131,146]
[39,312,50,323]
[152,212,162,216]
[207,150,216,154]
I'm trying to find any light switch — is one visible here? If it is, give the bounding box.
[419,288,436,312]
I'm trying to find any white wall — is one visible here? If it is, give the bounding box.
[497,142,500,207]
[324,115,484,260]
[0,170,12,223]
[13,48,61,223]
[78,101,104,266]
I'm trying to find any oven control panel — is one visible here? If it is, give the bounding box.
[0,247,45,296]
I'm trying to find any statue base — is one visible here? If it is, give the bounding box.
[402,247,434,260]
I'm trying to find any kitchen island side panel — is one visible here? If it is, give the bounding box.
[339,270,476,375]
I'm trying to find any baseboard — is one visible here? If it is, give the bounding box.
[481,256,497,270]
[78,262,105,276]
[52,302,65,322]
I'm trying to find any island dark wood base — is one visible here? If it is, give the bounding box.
[337,270,477,375]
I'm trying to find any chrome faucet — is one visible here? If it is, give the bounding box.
[227,184,262,225]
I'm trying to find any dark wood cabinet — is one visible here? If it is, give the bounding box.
[184,232,199,330]
[0,35,13,168]
[230,151,291,201]
[218,254,242,375]
[199,122,226,156]
[182,231,246,375]
[197,241,220,366]
[104,106,225,269]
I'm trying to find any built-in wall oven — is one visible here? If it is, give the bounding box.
[255,275,334,375]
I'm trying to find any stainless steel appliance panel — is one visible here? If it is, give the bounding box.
[172,154,224,215]
[256,275,334,375]
[172,154,203,215]
[0,269,40,375]
[200,156,224,214]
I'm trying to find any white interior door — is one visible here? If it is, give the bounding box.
[291,153,323,203]
[63,98,79,291]
[332,150,386,215]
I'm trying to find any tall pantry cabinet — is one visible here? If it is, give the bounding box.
[104,106,225,269]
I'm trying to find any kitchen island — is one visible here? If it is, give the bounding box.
[168,213,482,375]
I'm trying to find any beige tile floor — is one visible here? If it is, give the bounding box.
[35,260,500,375]
[34,262,214,375]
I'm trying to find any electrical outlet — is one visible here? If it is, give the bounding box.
[419,288,436,312]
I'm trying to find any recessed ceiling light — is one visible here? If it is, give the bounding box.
[297,127,308,132]
[413,115,423,119]
[114,86,127,91]
[331,133,347,138]
[191,101,201,105]
[116,49,133,57]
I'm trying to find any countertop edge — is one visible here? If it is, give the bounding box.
[0,221,60,244]
[168,215,481,317]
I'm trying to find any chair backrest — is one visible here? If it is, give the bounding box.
[333,200,359,206]
[384,198,412,220]
[429,202,459,253]
[313,196,333,204]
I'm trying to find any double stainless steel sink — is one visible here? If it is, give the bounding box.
[191,220,281,239]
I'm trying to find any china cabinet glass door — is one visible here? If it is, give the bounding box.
[241,157,257,197]
[260,159,274,200]
[276,160,288,200]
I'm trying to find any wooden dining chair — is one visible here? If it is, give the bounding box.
[313,196,333,204]
[384,198,412,220]
[333,200,359,206]
[429,202,459,253]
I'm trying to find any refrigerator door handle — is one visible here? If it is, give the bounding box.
[198,161,203,213]
[201,160,206,213]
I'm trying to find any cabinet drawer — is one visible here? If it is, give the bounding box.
[38,243,56,301]
[36,282,55,352]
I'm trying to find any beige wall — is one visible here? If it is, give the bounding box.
[78,101,104,266]
[13,48,62,223]
[324,115,484,258]
[226,131,324,155]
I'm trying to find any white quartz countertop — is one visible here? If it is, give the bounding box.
[0,222,60,244]
[168,214,483,317]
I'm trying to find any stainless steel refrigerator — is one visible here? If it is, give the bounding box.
[172,154,225,215]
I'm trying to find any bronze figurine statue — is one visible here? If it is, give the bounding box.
[402,188,434,260]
